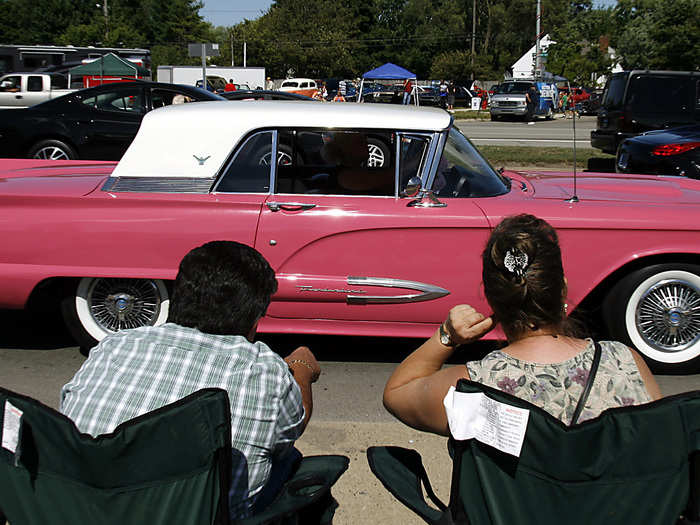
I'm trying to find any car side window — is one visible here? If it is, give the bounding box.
[300,82,309,88]
[399,135,429,189]
[629,75,691,114]
[274,129,395,196]
[27,76,43,92]
[215,131,272,193]
[0,75,20,92]
[150,88,193,108]
[82,88,144,114]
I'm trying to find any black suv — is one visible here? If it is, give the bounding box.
[591,71,700,154]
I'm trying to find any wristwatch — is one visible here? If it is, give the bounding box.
[439,322,454,346]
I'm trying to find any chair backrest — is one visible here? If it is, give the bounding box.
[447,380,700,525]
[0,387,232,525]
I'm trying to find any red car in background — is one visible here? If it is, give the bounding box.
[558,86,592,105]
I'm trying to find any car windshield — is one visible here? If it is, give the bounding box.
[432,127,509,198]
[495,82,532,94]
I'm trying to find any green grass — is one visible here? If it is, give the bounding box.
[478,145,615,170]
[452,109,490,119]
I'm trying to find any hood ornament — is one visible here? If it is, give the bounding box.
[193,154,211,166]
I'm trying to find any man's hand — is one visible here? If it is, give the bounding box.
[444,304,494,346]
[284,346,321,383]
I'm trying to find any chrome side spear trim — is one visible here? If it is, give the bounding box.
[346,276,450,304]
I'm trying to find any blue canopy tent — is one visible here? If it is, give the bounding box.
[358,62,418,105]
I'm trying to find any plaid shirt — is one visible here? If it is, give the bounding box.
[60,323,304,517]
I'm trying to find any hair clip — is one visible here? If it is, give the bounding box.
[504,249,528,278]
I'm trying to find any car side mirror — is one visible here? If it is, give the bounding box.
[401,176,422,198]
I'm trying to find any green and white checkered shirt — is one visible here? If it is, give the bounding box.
[60,323,304,516]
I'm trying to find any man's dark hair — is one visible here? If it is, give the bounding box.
[167,241,278,336]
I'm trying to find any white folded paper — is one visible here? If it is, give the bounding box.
[2,400,23,454]
[443,386,530,457]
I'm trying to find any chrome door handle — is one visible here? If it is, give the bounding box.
[266,202,317,212]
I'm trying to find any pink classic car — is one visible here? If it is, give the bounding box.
[1,101,699,371]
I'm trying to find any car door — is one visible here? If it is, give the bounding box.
[77,85,145,160]
[254,128,491,326]
[0,74,23,108]
[22,75,49,107]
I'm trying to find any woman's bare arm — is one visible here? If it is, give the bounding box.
[383,305,494,436]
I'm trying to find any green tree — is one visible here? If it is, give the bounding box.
[547,5,614,85]
[612,0,700,70]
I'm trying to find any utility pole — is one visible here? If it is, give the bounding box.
[470,0,476,80]
[535,0,541,79]
[97,0,109,41]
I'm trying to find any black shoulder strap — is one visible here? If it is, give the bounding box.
[571,341,602,425]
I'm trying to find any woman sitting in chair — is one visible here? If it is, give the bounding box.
[383,214,661,434]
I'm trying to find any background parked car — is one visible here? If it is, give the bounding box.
[279,78,320,98]
[616,124,700,178]
[220,89,317,101]
[0,81,223,160]
[0,72,75,108]
[591,70,699,154]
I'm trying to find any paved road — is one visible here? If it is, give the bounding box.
[455,115,597,148]
[1,309,699,523]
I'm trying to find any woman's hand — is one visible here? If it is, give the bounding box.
[444,304,494,346]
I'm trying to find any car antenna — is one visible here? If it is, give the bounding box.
[565,79,579,203]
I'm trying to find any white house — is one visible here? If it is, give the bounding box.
[510,34,556,79]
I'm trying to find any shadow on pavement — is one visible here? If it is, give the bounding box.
[0,309,75,350]
[259,332,500,364]
[0,307,501,363]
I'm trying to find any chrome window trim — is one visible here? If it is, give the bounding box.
[425,130,447,190]
[270,129,278,195]
[101,176,214,193]
[212,130,274,194]
[396,132,436,192]
[394,134,401,197]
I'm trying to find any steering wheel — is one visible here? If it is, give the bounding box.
[452,170,470,197]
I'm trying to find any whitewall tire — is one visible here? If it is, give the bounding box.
[62,277,169,351]
[605,265,700,370]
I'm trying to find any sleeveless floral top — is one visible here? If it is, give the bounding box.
[466,339,652,425]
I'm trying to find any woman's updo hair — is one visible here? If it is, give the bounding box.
[482,214,569,340]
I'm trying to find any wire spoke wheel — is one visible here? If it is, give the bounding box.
[259,150,292,166]
[636,278,700,353]
[367,143,385,168]
[86,278,164,333]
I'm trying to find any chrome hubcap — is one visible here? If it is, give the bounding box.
[636,278,700,353]
[367,144,385,167]
[88,279,163,332]
[34,146,69,160]
[259,151,292,166]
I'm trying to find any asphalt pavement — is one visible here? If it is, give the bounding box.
[454,114,597,148]
[1,310,698,524]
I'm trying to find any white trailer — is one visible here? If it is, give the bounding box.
[156,66,266,90]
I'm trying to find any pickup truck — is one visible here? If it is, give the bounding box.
[0,73,75,109]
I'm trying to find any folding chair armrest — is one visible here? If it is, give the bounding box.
[235,454,349,525]
[367,446,446,524]
[681,451,700,524]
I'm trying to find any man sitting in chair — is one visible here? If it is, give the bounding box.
[60,241,320,519]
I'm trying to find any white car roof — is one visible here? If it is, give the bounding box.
[111,101,452,179]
